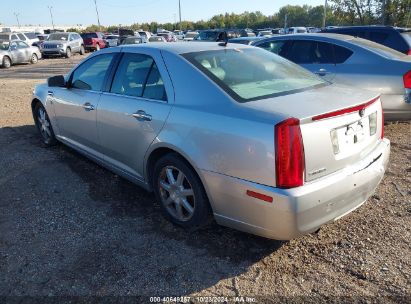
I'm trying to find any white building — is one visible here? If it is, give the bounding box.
[1,25,86,33]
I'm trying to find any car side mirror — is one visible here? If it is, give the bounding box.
[48,75,66,87]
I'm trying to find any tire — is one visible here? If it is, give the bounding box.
[2,56,11,68]
[65,47,72,58]
[95,44,100,51]
[30,53,38,64]
[80,45,85,55]
[153,153,212,230]
[33,103,57,146]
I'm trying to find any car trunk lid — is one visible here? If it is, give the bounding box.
[243,84,384,184]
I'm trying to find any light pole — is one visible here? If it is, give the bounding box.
[48,6,55,30]
[178,0,182,30]
[93,0,101,30]
[381,0,386,25]
[323,0,327,28]
[14,12,21,29]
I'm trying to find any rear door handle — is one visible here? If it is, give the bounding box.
[82,102,95,111]
[131,110,152,121]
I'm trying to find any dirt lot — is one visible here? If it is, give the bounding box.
[0,56,410,303]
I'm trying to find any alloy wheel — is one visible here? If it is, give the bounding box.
[158,166,195,222]
[37,107,52,141]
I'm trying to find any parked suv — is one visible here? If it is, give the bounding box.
[42,32,85,58]
[322,26,411,55]
[81,32,106,52]
[0,32,35,45]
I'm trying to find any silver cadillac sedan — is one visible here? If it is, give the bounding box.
[31,43,390,240]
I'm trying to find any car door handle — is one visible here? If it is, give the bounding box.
[82,102,95,111]
[315,69,329,76]
[131,110,152,121]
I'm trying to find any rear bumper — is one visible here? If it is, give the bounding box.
[202,139,390,240]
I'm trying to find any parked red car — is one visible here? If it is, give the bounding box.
[80,32,106,51]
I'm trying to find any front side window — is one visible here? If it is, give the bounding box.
[70,54,115,91]
[16,41,29,49]
[183,48,326,102]
[111,53,167,101]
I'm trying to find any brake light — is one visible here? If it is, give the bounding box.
[403,70,411,88]
[407,50,411,55]
[275,118,305,189]
[312,96,379,121]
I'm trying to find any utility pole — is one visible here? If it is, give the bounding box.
[48,6,55,30]
[93,0,101,30]
[178,0,182,30]
[14,12,21,29]
[323,0,327,28]
[381,0,386,25]
[284,14,288,29]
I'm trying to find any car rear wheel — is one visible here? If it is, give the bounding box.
[65,48,72,58]
[33,103,57,146]
[2,56,11,68]
[153,153,212,230]
[80,45,85,55]
[30,53,38,64]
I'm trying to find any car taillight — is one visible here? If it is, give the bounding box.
[407,49,411,55]
[403,70,411,88]
[275,118,305,189]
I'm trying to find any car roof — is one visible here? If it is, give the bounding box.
[269,33,356,41]
[120,41,250,54]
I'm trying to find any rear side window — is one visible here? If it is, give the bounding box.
[70,54,116,91]
[334,45,353,63]
[17,33,26,40]
[287,41,334,64]
[369,31,389,44]
[111,53,167,101]
[257,40,288,57]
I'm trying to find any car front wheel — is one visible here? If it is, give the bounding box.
[30,53,38,64]
[153,153,212,230]
[33,103,57,146]
[65,48,71,58]
[80,45,85,55]
[2,56,11,68]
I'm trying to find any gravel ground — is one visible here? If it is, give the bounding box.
[0,56,410,303]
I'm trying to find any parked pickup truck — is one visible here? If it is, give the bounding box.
[80,32,106,52]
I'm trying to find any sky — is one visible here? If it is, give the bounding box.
[0,0,324,27]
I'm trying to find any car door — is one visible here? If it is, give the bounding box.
[69,34,80,52]
[50,52,118,153]
[97,49,174,180]
[16,41,31,62]
[285,40,337,82]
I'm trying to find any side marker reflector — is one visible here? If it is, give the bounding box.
[246,190,273,203]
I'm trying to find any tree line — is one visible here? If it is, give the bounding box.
[68,1,410,33]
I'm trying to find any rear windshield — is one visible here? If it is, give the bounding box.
[0,34,10,40]
[183,48,326,102]
[81,33,98,39]
[106,35,118,39]
[185,33,198,39]
[48,33,69,41]
[352,37,406,59]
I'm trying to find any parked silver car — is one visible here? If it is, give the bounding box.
[254,33,411,121]
[0,40,41,68]
[31,43,390,240]
[42,32,85,58]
